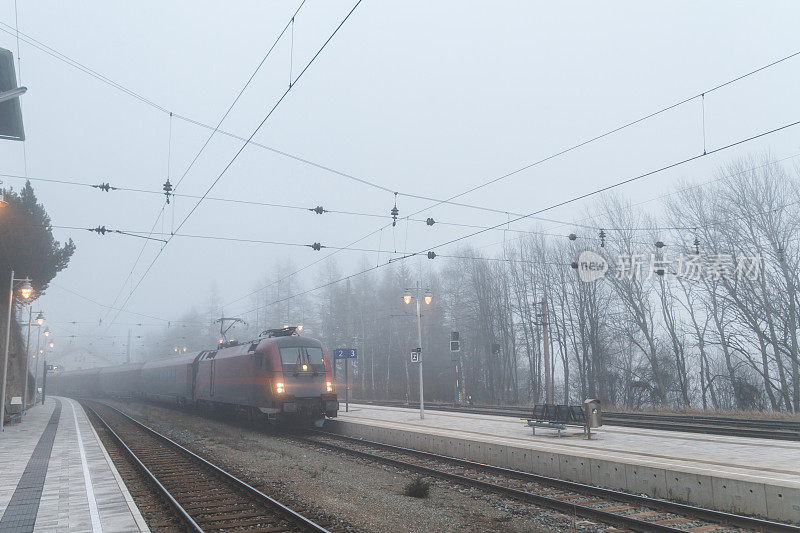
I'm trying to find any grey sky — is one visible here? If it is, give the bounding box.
[1,1,798,357]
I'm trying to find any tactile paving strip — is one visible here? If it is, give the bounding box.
[0,398,62,532]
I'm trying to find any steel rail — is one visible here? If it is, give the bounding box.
[84,402,204,532]
[85,401,330,533]
[303,430,800,533]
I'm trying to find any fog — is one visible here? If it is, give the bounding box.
[1,1,798,362]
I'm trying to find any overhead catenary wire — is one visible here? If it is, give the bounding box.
[106,0,364,328]
[171,0,306,193]
[10,22,796,224]
[7,16,792,328]
[0,21,536,220]
[405,119,800,261]
[95,1,308,331]
[401,50,800,221]
[233,118,800,319]
[213,57,800,318]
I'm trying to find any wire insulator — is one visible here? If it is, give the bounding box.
[163,179,173,204]
[427,251,436,259]
[391,192,399,227]
[568,233,577,241]
[310,242,322,251]
[599,229,606,248]
[310,206,324,214]
[655,241,665,249]
[426,218,435,226]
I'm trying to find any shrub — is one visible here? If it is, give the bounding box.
[403,474,430,498]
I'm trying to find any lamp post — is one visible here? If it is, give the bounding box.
[403,281,432,420]
[33,312,43,405]
[1,272,33,431]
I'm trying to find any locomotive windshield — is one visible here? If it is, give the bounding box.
[279,346,325,367]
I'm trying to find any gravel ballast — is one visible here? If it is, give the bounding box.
[104,400,599,532]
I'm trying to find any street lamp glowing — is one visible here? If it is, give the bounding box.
[19,279,33,300]
[424,292,433,305]
[403,294,412,305]
[36,312,44,326]
[48,341,54,349]
[43,327,50,337]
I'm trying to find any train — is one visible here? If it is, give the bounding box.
[48,327,339,425]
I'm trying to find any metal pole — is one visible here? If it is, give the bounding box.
[1,270,15,431]
[23,306,31,414]
[41,358,46,405]
[345,356,349,412]
[34,324,40,404]
[416,282,424,420]
[542,297,553,404]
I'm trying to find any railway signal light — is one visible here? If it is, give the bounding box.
[450,331,460,352]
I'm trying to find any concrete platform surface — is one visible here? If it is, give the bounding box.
[331,403,800,522]
[0,396,149,532]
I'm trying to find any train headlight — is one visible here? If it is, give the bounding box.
[276,382,285,394]
[302,364,308,371]
[326,381,333,392]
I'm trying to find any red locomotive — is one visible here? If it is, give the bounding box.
[50,327,338,425]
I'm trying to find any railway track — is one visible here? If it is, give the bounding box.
[357,400,800,441]
[298,430,799,533]
[83,401,331,533]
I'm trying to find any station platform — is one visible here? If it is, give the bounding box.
[330,403,800,523]
[0,396,148,532]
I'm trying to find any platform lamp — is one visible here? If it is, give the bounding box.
[1,273,33,431]
[403,281,432,420]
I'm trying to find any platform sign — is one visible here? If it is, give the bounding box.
[410,347,421,363]
[334,348,358,359]
[334,348,357,413]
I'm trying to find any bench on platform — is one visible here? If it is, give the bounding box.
[4,396,22,424]
[522,404,586,436]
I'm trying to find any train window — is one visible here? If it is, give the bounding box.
[279,346,325,367]
[306,347,324,365]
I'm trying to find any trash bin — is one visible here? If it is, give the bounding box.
[583,398,602,427]
[583,398,602,438]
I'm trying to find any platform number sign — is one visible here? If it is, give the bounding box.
[334,348,357,359]
[410,347,421,363]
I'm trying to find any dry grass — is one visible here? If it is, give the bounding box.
[402,475,430,498]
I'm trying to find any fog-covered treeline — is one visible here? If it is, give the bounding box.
[149,155,800,412]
